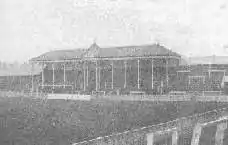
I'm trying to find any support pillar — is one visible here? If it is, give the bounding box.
[172,130,178,145]
[111,60,114,89]
[63,63,66,89]
[31,63,34,93]
[137,59,140,90]
[124,60,127,89]
[151,59,154,90]
[147,133,154,145]
[99,63,101,90]
[52,63,55,94]
[87,64,89,87]
[166,58,169,89]
[96,60,98,91]
[41,63,44,89]
[208,63,211,78]
[84,64,86,91]
[74,63,77,89]
[191,123,202,145]
[215,122,227,145]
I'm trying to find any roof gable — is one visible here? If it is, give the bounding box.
[83,43,100,58]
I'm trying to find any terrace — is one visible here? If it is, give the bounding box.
[0,94,228,145]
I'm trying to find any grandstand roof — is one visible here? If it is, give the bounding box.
[85,43,181,58]
[31,49,86,62]
[31,43,181,62]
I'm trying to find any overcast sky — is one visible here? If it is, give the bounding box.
[0,0,228,63]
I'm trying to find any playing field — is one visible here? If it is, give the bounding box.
[0,96,227,145]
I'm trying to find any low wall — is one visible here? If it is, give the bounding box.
[94,94,192,102]
[0,91,92,101]
[47,93,91,101]
[95,94,228,102]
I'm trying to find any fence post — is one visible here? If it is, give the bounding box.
[172,130,178,145]
[215,122,227,145]
[147,132,154,145]
[191,123,202,145]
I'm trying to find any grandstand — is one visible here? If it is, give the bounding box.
[1,43,228,98]
[30,43,181,95]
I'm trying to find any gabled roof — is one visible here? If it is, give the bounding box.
[83,43,180,58]
[31,49,86,62]
[30,43,181,62]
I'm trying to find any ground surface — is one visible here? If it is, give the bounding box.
[0,96,227,145]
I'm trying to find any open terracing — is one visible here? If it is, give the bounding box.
[72,107,228,145]
[1,91,228,145]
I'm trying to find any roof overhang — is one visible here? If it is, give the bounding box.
[30,55,181,63]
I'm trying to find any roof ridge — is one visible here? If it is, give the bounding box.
[100,43,157,49]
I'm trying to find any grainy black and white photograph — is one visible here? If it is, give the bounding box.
[1,0,228,145]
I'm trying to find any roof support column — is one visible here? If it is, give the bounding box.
[84,63,86,91]
[99,61,101,90]
[124,60,127,89]
[52,63,55,94]
[63,63,66,89]
[31,63,34,94]
[74,63,77,90]
[111,60,114,89]
[151,59,154,90]
[41,63,44,90]
[166,58,169,91]
[96,60,98,91]
[138,59,140,90]
[87,63,89,87]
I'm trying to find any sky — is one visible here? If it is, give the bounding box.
[0,0,228,63]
